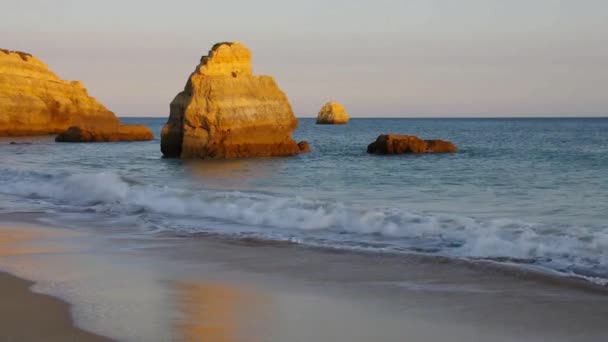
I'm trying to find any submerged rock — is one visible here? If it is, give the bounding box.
[0,48,153,141]
[55,125,154,143]
[161,42,302,159]
[316,101,349,124]
[367,135,457,154]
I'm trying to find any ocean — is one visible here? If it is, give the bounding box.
[1,117,607,285]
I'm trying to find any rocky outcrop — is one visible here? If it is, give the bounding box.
[0,49,153,141]
[424,139,457,153]
[367,135,457,154]
[316,101,349,124]
[297,141,311,153]
[161,42,304,159]
[55,125,154,142]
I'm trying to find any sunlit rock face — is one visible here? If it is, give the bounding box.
[161,42,303,159]
[0,49,120,136]
[316,101,349,125]
[0,49,153,141]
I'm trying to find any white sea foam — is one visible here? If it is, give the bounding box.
[1,168,607,283]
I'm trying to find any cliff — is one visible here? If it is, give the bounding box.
[0,49,119,136]
[316,101,349,124]
[161,42,306,158]
[0,49,153,142]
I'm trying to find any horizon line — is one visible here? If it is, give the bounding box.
[119,116,608,119]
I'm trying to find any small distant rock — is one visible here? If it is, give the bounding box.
[55,125,154,143]
[367,135,457,154]
[297,141,311,153]
[316,101,349,125]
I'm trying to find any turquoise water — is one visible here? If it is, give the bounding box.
[1,118,607,284]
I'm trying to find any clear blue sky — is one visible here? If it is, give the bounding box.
[2,0,607,117]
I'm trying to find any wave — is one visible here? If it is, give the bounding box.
[1,168,607,285]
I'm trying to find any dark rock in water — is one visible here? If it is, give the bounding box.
[367,135,427,154]
[9,141,32,145]
[367,134,457,154]
[297,141,311,153]
[55,125,154,143]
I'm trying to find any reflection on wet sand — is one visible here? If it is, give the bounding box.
[184,159,284,189]
[0,226,111,342]
[173,281,273,342]
[0,226,74,257]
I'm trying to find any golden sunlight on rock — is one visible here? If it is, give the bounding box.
[316,101,349,125]
[161,42,307,159]
[0,49,119,136]
[0,49,153,141]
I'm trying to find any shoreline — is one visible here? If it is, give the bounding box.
[3,210,608,292]
[1,219,608,341]
[167,230,608,292]
[7,210,607,292]
[0,271,111,341]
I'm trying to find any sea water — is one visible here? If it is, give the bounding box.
[1,117,607,285]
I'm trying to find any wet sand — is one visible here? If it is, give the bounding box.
[0,225,110,341]
[0,271,110,341]
[165,234,608,342]
[1,220,608,341]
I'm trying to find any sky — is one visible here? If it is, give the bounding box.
[2,0,607,117]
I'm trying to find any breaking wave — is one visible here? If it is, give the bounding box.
[1,168,607,285]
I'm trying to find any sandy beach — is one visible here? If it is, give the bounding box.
[1,218,608,341]
[0,225,110,341]
[0,271,110,342]
[3,1,608,340]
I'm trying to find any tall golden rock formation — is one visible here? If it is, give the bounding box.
[316,101,349,124]
[161,42,306,158]
[0,49,153,141]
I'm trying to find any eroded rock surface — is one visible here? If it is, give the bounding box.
[55,125,154,142]
[161,42,302,159]
[316,101,349,124]
[297,141,311,153]
[0,49,119,136]
[0,49,153,141]
[367,135,457,154]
